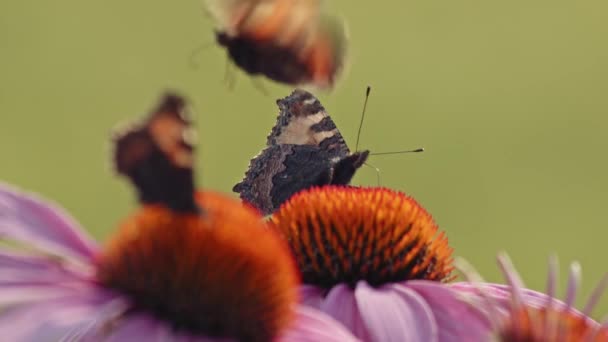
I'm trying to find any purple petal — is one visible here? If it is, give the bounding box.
[278,305,360,342]
[583,273,608,317]
[0,283,96,307]
[102,314,174,342]
[451,283,598,325]
[0,250,93,285]
[564,262,581,308]
[0,183,98,261]
[299,284,325,307]
[0,250,99,306]
[0,285,67,304]
[0,288,127,341]
[319,284,372,340]
[355,281,438,342]
[406,281,492,341]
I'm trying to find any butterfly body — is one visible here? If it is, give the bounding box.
[208,0,347,87]
[113,94,198,213]
[215,32,311,85]
[233,89,368,215]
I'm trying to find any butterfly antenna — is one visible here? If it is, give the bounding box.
[370,148,425,156]
[223,57,237,91]
[189,41,215,70]
[363,161,381,186]
[201,3,213,21]
[354,86,371,152]
[251,77,269,96]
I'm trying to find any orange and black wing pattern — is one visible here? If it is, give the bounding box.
[208,0,347,88]
[113,93,198,212]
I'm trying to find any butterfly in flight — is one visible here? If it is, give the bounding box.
[206,0,348,88]
[233,89,369,215]
[113,93,199,213]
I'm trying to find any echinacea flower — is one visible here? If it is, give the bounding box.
[453,252,608,341]
[270,185,491,341]
[0,93,359,342]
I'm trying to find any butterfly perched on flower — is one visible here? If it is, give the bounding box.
[206,0,348,88]
[113,93,199,212]
[233,89,369,215]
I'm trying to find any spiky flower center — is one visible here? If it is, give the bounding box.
[271,186,454,288]
[96,191,298,342]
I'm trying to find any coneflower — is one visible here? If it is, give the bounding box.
[271,185,491,341]
[453,252,608,342]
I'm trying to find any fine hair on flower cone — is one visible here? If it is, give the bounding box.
[270,185,492,341]
[0,92,360,342]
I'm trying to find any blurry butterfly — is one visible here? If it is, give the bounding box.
[233,89,369,215]
[206,0,348,88]
[113,93,199,213]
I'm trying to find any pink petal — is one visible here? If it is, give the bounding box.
[0,183,98,261]
[319,284,372,340]
[355,281,438,342]
[102,314,174,342]
[406,281,492,341]
[452,283,565,311]
[0,250,93,284]
[452,282,601,332]
[278,305,360,342]
[0,251,101,306]
[0,285,67,304]
[0,288,127,341]
[299,284,325,307]
[0,283,94,306]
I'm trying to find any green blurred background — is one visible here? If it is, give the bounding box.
[2,0,607,316]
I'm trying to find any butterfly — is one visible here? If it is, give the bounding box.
[113,93,199,213]
[233,89,369,215]
[206,0,348,88]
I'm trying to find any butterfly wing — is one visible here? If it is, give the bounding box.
[113,94,198,212]
[233,144,333,215]
[331,150,369,185]
[208,0,346,87]
[206,0,262,34]
[234,89,358,214]
[303,13,348,87]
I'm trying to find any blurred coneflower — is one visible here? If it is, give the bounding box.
[0,94,359,342]
[270,185,491,341]
[453,252,608,342]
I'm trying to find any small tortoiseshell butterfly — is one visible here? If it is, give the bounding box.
[207,0,348,88]
[233,89,368,215]
[113,93,199,213]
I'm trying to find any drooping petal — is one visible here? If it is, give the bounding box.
[452,283,577,313]
[319,284,372,340]
[0,286,77,307]
[299,284,325,307]
[406,281,492,341]
[101,314,175,342]
[355,281,438,342]
[0,250,93,284]
[278,305,360,342]
[0,288,127,341]
[0,250,97,305]
[0,184,98,261]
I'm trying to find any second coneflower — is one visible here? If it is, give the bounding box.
[270,186,491,341]
[454,253,608,342]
